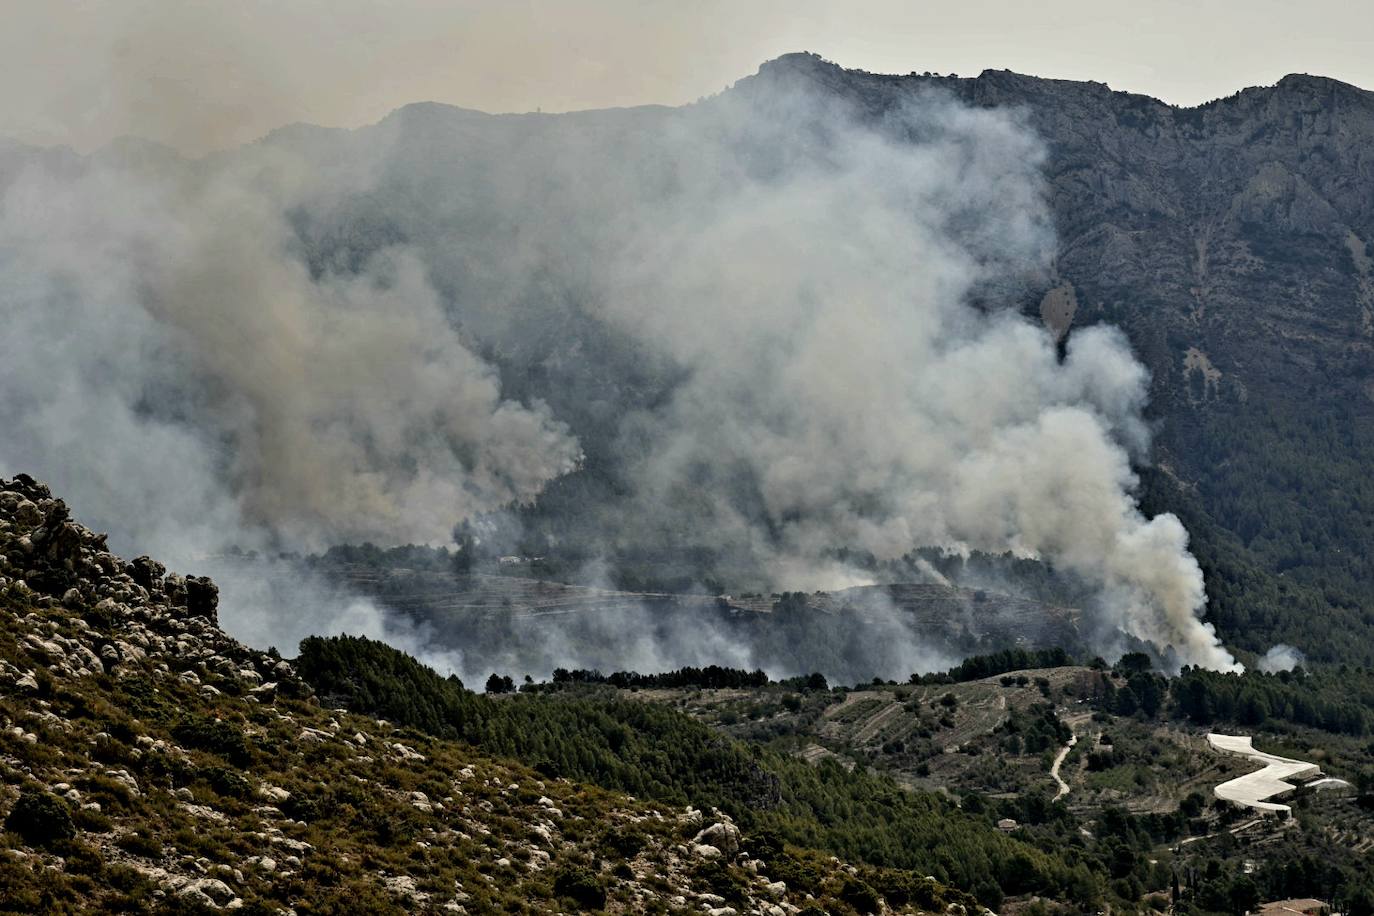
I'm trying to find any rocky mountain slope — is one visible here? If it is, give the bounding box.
[0,475,982,915]
[742,54,1374,663]
[752,53,1374,409]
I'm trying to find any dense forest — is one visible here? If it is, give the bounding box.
[1172,666,1374,736]
[1050,650,1374,742]
[1142,407,1374,669]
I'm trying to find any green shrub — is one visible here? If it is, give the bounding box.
[600,827,647,860]
[280,792,323,823]
[839,876,881,914]
[769,851,825,897]
[743,827,784,862]
[171,717,251,767]
[3,788,75,848]
[115,826,163,858]
[71,805,113,833]
[199,765,251,800]
[77,771,137,812]
[691,858,747,904]
[63,842,106,878]
[552,863,606,910]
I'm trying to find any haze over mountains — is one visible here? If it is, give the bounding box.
[3,53,1373,682]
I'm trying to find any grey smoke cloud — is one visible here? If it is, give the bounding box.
[616,91,1235,672]
[319,76,1236,672]
[0,64,1241,675]
[0,144,579,551]
[0,136,579,672]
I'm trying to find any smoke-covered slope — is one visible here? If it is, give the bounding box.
[372,55,1374,667]
[0,58,1249,676]
[308,562,1086,686]
[738,55,1374,664]
[329,58,1374,667]
[5,53,1372,674]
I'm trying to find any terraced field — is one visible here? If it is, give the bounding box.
[633,666,1266,815]
[337,569,725,619]
[340,569,1080,629]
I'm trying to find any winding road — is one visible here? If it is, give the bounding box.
[1051,732,1078,800]
[1206,734,1321,813]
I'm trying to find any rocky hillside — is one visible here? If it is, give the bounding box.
[0,475,982,915]
[751,52,1374,410]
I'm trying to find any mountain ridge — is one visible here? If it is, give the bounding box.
[751,51,1373,110]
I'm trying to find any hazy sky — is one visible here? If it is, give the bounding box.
[3,0,1372,154]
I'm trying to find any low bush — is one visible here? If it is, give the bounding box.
[3,788,75,848]
[552,863,607,910]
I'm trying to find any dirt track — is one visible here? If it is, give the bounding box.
[1051,733,1078,800]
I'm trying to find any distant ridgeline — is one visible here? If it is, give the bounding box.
[533,647,1076,693]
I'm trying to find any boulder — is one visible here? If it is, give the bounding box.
[126,556,165,590]
[185,576,218,623]
[175,877,236,908]
[691,821,742,857]
[13,500,41,528]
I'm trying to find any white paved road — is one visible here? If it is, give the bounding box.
[1206,734,1319,814]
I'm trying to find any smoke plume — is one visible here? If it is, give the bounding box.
[0,138,578,671]
[1256,643,1305,674]
[0,56,1240,676]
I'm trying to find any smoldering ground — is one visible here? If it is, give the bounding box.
[0,59,1243,678]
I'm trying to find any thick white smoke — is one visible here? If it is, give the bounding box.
[1257,643,1305,673]
[0,147,578,549]
[601,90,1239,671]
[332,73,1237,672]
[0,58,1241,674]
[0,140,578,671]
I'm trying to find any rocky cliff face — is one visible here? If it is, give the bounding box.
[0,473,276,690]
[0,475,974,914]
[751,52,1374,411]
